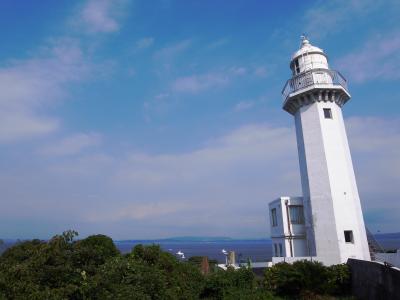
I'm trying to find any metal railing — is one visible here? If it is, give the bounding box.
[282,69,348,101]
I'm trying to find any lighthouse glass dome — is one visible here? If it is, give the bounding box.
[290,38,329,75]
[282,38,350,115]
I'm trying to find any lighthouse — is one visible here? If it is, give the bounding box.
[269,37,371,265]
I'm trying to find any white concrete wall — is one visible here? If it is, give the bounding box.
[295,103,341,265]
[294,101,370,265]
[269,199,284,238]
[336,106,371,261]
[318,102,370,262]
[269,197,307,258]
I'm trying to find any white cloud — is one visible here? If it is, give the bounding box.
[234,101,255,112]
[254,66,268,77]
[171,65,254,94]
[207,38,229,49]
[230,66,247,76]
[172,72,229,93]
[335,31,400,83]
[303,0,383,40]
[87,202,190,222]
[75,0,128,34]
[0,116,398,238]
[0,113,58,143]
[39,133,102,156]
[154,39,192,60]
[135,37,154,50]
[84,117,400,236]
[346,117,400,232]
[0,39,90,143]
[155,93,170,100]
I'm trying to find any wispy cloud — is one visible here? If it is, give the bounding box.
[303,0,383,40]
[172,72,229,93]
[39,133,102,156]
[87,202,190,222]
[207,38,229,50]
[335,31,400,83]
[229,66,247,76]
[154,39,192,60]
[74,0,129,34]
[135,37,155,50]
[0,114,58,143]
[155,93,170,100]
[171,66,248,94]
[346,117,400,231]
[234,101,255,112]
[254,66,268,77]
[0,39,90,143]
[0,0,127,144]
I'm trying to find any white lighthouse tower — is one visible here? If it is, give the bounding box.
[269,37,370,265]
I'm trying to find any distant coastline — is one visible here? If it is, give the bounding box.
[2,232,400,243]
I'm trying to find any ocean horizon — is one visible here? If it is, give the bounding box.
[2,233,399,263]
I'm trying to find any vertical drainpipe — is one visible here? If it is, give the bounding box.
[285,200,294,257]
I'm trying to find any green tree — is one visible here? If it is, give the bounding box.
[73,234,119,275]
[88,244,204,299]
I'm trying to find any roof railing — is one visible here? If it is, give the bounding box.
[282,69,348,101]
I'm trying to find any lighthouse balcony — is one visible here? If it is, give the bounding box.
[282,68,349,102]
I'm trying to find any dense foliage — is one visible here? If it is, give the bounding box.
[264,260,351,298]
[0,231,351,299]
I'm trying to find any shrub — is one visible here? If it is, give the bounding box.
[264,261,304,296]
[264,260,351,298]
[201,267,261,299]
[326,264,351,295]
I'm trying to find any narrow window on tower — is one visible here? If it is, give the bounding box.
[323,108,332,119]
[295,59,300,74]
[279,244,283,257]
[274,244,278,256]
[271,208,278,227]
[344,230,354,243]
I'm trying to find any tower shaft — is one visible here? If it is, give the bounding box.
[295,99,370,264]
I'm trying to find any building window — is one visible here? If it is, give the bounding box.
[279,244,283,257]
[274,244,278,256]
[271,208,278,227]
[323,108,332,119]
[344,230,354,243]
[289,205,305,224]
[295,59,300,74]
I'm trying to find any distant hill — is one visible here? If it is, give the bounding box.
[159,236,234,242]
[116,236,235,243]
[374,232,400,239]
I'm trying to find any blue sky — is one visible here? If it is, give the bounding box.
[0,0,399,239]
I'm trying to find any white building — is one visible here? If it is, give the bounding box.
[269,37,371,266]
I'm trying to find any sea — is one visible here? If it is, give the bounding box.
[115,233,400,263]
[1,233,399,263]
[115,239,273,263]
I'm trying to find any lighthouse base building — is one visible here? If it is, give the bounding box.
[269,38,370,266]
